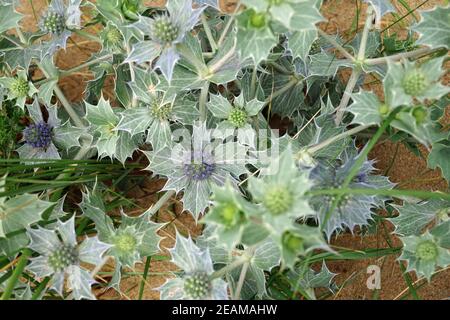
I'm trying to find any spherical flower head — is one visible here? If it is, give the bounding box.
[415,240,438,261]
[150,102,172,120]
[402,69,429,96]
[151,15,180,45]
[24,122,53,149]
[113,232,137,254]
[40,9,66,35]
[184,161,216,181]
[263,185,293,215]
[105,27,123,46]
[47,244,78,272]
[249,11,267,29]
[217,203,240,226]
[228,108,247,128]
[183,271,211,299]
[10,77,29,98]
[378,104,390,116]
[283,232,304,252]
[412,106,427,124]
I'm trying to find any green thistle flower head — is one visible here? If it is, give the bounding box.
[402,69,429,96]
[151,15,180,44]
[40,9,66,35]
[378,104,390,116]
[415,240,438,261]
[282,232,304,252]
[183,271,211,299]
[249,11,267,29]
[150,102,172,120]
[105,27,123,46]
[47,244,78,272]
[263,185,294,215]
[10,77,29,98]
[113,231,137,254]
[228,108,247,128]
[412,106,427,124]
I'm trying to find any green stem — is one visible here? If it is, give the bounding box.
[199,81,210,122]
[308,188,450,201]
[334,68,361,125]
[357,6,374,61]
[233,262,250,300]
[37,62,86,128]
[138,257,152,300]
[211,254,250,280]
[31,277,50,300]
[317,29,354,61]
[306,125,371,155]
[201,13,217,53]
[366,47,439,65]
[73,29,102,43]
[1,249,31,300]
[60,54,113,76]
[144,190,176,216]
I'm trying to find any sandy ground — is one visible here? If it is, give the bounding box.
[14,0,450,300]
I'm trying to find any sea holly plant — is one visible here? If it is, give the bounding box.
[38,0,83,58]
[0,0,450,301]
[79,187,163,289]
[158,233,228,300]
[0,70,38,110]
[16,99,85,161]
[126,0,205,81]
[26,216,111,299]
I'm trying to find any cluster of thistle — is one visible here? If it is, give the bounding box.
[1,0,450,301]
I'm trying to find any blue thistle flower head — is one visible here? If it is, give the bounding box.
[183,150,216,181]
[24,122,53,149]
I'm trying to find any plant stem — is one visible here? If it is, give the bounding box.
[201,13,217,53]
[366,47,440,65]
[306,124,371,155]
[334,7,374,125]
[60,54,113,76]
[233,262,250,300]
[208,42,236,74]
[1,249,31,300]
[217,2,241,46]
[31,277,50,300]
[357,6,375,61]
[138,256,152,300]
[308,188,450,201]
[334,69,361,125]
[317,29,355,61]
[73,29,102,43]
[211,254,250,280]
[144,190,176,216]
[37,62,86,128]
[199,81,210,122]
